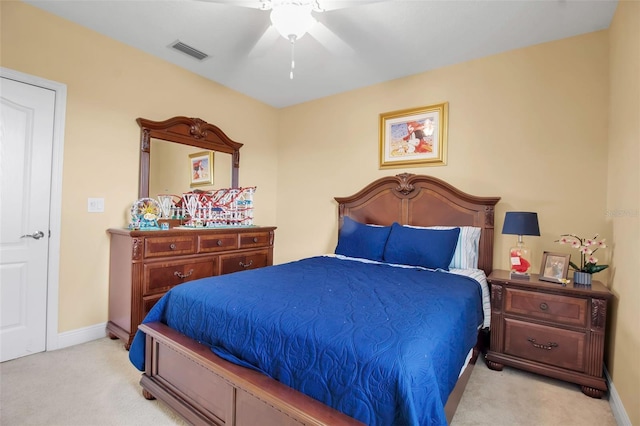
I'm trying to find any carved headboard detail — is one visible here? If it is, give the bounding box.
[334,173,501,275]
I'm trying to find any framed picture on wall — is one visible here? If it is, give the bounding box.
[189,151,214,187]
[539,251,571,283]
[379,102,448,169]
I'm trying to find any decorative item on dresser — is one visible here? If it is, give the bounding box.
[106,226,276,349]
[485,269,612,398]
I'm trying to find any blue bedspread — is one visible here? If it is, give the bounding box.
[129,256,483,425]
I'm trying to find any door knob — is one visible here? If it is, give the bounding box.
[20,231,45,240]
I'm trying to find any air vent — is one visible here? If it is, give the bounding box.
[170,41,209,61]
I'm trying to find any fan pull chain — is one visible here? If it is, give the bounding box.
[289,36,296,80]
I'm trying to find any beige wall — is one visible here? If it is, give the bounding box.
[1,1,279,332]
[607,1,640,424]
[276,31,610,272]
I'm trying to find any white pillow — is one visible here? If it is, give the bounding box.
[406,225,481,269]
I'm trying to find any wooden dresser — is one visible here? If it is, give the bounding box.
[107,226,276,349]
[485,269,612,398]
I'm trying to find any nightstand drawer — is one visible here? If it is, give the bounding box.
[505,288,588,327]
[504,318,585,372]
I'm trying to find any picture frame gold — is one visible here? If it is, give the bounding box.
[379,102,448,169]
[189,151,214,187]
[539,251,571,283]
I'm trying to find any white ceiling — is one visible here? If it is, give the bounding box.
[24,0,617,108]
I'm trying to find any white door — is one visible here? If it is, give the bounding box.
[0,77,56,362]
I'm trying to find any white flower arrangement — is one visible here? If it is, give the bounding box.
[556,234,608,274]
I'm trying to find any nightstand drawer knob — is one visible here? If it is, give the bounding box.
[539,302,548,311]
[169,243,176,250]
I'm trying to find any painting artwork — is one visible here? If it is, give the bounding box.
[189,151,214,187]
[379,102,448,168]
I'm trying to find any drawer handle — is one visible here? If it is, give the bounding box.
[169,243,176,250]
[239,260,253,269]
[539,302,549,311]
[174,269,194,279]
[527,337,558,351]
[253,237,259,243]
[217,240,223,246]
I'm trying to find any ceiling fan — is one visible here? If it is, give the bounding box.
[198,0,382,79]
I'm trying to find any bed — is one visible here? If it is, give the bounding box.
[129,173,500,425]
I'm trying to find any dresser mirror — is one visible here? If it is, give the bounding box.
[137,116,243,199]
[148,140,232,196]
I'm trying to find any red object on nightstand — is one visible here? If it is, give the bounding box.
[509,249,530,273]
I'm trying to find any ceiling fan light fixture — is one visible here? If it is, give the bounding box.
[270,2,316,41]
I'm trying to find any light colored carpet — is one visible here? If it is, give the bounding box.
[0,337,617,425]
[452,356,617,426]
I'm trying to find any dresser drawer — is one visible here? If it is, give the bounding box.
[238,232,271,249]
[108,227,276,350]
[219,250,269,275]
[198,233,239,253]
[504,318,585,372]
[144,236,196,258]
[143,257,217,295]
[505,288,588,327]
[142,293,164,318]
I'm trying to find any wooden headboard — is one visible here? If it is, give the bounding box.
[334,173,501,275]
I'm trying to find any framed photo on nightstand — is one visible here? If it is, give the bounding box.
[539,251,570,283]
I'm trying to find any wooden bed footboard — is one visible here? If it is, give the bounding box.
[138,322,479,426]
[139,322,363,426]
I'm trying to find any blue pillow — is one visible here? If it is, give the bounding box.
[383,223,460,270]
[335,216,391,262]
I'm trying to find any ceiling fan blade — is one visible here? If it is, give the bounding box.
[195,0,267,10]
[307,21,353,56]
[248,25,281,58]
[196,0,386,12]
[316,0,386,12]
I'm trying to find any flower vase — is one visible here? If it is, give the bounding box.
[573,271,592,285]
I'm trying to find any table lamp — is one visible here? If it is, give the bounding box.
[502,212,540,280]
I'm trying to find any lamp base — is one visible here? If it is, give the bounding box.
[509,244,532,276]
[510,271,531,281]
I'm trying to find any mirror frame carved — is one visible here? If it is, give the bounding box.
[137,116,243,198]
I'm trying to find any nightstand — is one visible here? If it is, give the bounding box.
[485,269,612,398]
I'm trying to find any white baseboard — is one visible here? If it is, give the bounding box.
[56,322,108,350]
[605,366,631,426]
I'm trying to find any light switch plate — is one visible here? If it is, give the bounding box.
[88,198,105,213]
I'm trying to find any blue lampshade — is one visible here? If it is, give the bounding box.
[502,212,540,236]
